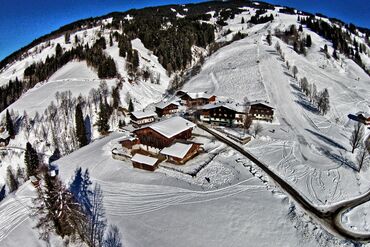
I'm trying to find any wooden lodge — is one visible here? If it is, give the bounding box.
[133,116,196,150]
[356,112,370,125]
[131,153,159,171]
[176,91,216,108]
[248,101,274,122]
[160,142,201,164]
[130,111,157,128]
[155,102,180,117]
[198,102,245,127]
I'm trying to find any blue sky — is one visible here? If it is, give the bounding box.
[0,0,369,61]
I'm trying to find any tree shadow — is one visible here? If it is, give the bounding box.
[305,129,346,151]
[316,146,358,171]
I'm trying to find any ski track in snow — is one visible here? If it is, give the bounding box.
[98,178,264,216]
[0,196,32,242]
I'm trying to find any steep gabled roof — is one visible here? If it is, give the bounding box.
[155,101,180,110]
[131,111,157,119]
[248,100,274,109]
[201,101,245,113]
[136,116,195,139]
[160,142,194,159]
[131,153,158,166]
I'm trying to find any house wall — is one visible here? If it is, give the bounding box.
[249,104,274,122]
[132,161,157,171]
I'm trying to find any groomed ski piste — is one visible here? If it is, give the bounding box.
[0,5,369,247]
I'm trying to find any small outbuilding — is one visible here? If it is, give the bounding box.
[160,142,201,164]
[131,153,159,171]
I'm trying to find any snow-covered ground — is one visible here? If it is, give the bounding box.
[183,15,370,207]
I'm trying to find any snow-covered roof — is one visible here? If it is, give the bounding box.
[201,101,245,113]
[160,142,194,159]
[119,136,137,142]
[178,91,214,100]
[131,111,157,119]
[155,101,180,109]
[131,153,158,166]
[187,92,214,100]
[248,100,274,109]
[356,111,370,118]
[148,116,196,139]
[0,130,10,139]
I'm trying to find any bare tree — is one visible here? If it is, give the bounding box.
[243,97,252,133]
[104,225,123,247]
[85,184,107,247]
[252,123,263,138]
[357,144,369,171]
[292,65,298,79]
[350,122,364,153]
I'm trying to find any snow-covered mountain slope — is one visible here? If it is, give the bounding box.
[0,2,369,246]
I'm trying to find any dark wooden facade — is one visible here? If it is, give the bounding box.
[248,103,274,122]
[180,94,216,107]
[132,161,158,171]
[199,106,241,126]
[155,103,179,117]
[120,138,140,149]
[134,127,192,149]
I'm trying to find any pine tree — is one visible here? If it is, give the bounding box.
[112,87,121,109]
[241,17,245,24]
[128,98,134,112]
[35,174,85,239]
[0,184,5,202]
[96,99,110,135]
[76,103,88,147]
[306,34,312,47]
[266,33,272,46]
[132,49,139,70]
[7,166,18,192]
[6,109,15,137]
[25,142,39,178]
[109,34,113,47]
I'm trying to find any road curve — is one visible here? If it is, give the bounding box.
[197,123,370,242]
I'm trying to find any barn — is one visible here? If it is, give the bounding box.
[119,136,140,150]
[134,116,196,150]
[160,142,202,164]
[130,111,157,127]
[131,153,159,171]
